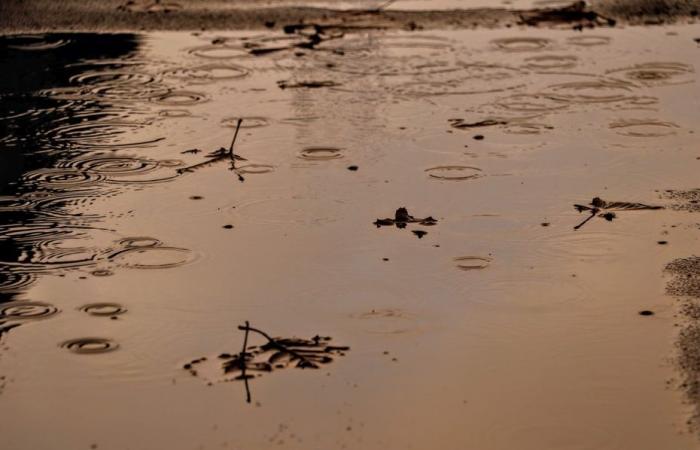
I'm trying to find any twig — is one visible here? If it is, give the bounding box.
[238,324,316,368]
[228,118,243,170]
[239,320,251,403]
[573,208,598,230]
[177,119,246,180]
[238,324,274,342]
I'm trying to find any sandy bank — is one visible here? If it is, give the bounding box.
[0,0,697,32]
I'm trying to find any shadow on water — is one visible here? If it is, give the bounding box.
[0,34,190,337]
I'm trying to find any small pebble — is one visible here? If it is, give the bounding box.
[657,240,668,245]
[223,224,234,229]
[473,135,484,140]
[639,310,654,316]
[347,165,358,171]
[190,195,203,200]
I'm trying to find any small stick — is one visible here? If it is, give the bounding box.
[240,320,250,358]
[573,209,598,230]
[240,320,251,403]
[228,118,243,169]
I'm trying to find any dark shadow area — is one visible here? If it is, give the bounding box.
[0,33,140,303]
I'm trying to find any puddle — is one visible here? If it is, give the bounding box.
[1,27,699,450]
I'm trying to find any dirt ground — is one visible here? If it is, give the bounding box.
[0,0,698,32]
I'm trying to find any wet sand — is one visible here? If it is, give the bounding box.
[2,3,700,450]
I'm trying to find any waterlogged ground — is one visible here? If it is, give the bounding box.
[1,26,700,450]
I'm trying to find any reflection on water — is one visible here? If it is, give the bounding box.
[0,34,192,323]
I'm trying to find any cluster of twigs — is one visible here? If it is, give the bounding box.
[573,197,662,230]
[185,322,349,403]
[178,118,247,181]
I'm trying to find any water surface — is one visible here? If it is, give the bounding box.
[1,26,699,450]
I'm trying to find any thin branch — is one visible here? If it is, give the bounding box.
[573,208,598,230]
[238,324,317,368]
[228,118,243,169]
[239,320,251,403]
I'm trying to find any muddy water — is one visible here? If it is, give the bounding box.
[0,25,699,449]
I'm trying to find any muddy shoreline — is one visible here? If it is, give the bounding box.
[0,0,698,32]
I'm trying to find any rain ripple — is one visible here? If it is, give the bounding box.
[60,337,119,354]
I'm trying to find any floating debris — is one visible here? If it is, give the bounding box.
[448,118,507,130]
[184,322,349,403]
[277,80,340,89]
[374,207,438,229]
[518,1,616,27]
[177,119,249,181]
[573,197,662,229]
[587,197,663,211]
